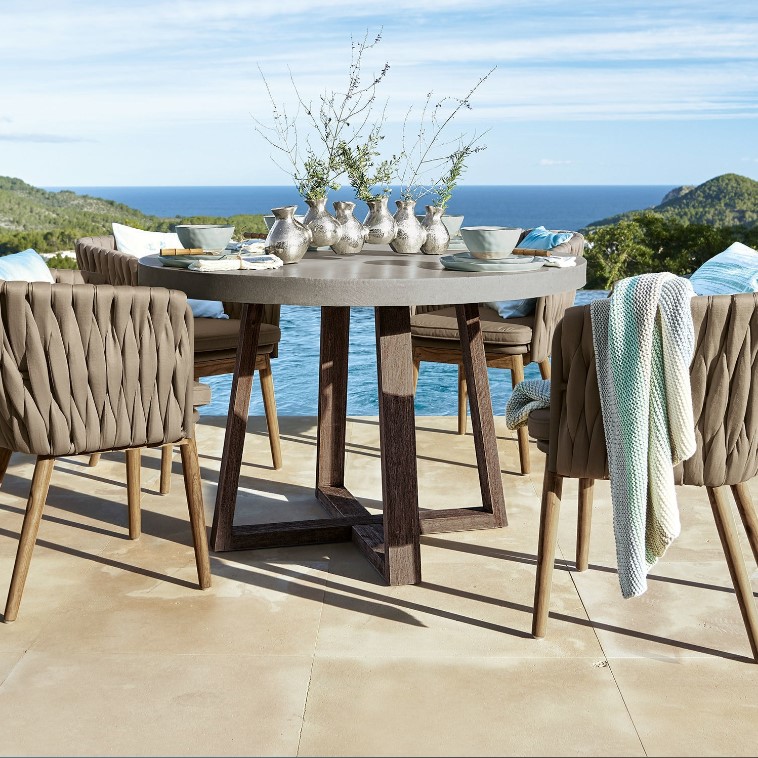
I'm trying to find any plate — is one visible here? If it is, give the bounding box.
[160,253,233,269]
[446,238,469,252]
[454,253,534,264]
[440,253,545,273]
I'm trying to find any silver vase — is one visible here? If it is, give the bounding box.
[331,201,368,255]
[303,196,341,248]
[420,205,450,255]
[390,199,427,255]
[264,205,312,264]
[363,196,397,245]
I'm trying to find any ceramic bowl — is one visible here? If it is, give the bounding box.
[264,214,305,229]
[175,224,234,252]
[460,226,523,259]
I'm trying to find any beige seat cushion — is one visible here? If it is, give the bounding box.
[192,381,212,408]
[193,318,280,354]
[410,305,533,354]
[527,407,550,442]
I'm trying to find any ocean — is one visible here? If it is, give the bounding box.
[48,184,672,416]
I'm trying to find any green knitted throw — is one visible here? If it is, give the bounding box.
[591,273,697,598]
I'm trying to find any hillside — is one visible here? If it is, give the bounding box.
[585,173,758,229]
[0,176,266,254]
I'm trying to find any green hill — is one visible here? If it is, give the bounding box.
[585,173,758,230]
[0,176,266,254]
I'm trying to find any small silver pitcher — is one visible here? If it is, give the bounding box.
[390,199,427,255]
[420,205,450,255]
[265,206,312,264]
[331,201,368,255]
[363,196,397,245]
[303,197,341,248]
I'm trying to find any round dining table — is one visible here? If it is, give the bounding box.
[139,247,587,585]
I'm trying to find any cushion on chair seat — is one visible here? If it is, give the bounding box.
[192,381,212,407]
[527,407,551,442]
[411,305,533,353]
[193,318,281,354]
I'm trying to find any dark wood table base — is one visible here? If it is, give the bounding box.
[211,303,507,586]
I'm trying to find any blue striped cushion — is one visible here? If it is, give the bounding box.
[690,242,758,296]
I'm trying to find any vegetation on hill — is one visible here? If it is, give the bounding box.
[586,174,758,230]
[0,176,266,255]
[583,212,758,289]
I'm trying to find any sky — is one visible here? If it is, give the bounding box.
[1,0,757,187]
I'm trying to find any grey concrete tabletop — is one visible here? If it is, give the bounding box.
[137,247,587,307]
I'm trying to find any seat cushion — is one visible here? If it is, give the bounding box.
[193,318,280,354]
[192,381,212,407]
[410,305,533,353]
[527,407,551,442]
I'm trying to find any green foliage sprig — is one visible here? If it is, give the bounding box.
[338,124,398,202]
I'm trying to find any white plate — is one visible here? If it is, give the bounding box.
[455,253,534,264]
[440,253,545,273]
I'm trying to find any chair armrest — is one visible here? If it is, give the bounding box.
[0,281,194,457]
[75,236,138,286]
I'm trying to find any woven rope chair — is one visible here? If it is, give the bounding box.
[75,235,283,492]
[410,229,584,475]
[529,294,758,660]
[0,271,211,621]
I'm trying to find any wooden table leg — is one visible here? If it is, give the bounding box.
[456,303,507,527]
[369,305,422,585]
[316,307,352,509]
[211,303,263,551]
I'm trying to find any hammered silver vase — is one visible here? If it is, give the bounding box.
[420,205,450,255]
[331,201,368,255]
[264,205,312,264]
[390,199,427,255]
[363,196,397,245]
[303,196,341,249]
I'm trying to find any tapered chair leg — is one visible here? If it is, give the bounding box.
[576,478,594,571]
[125,448,141,540]
[0,448,12,486]
[259,355,283,471]
[707,486,758,660]
[4,456,55,622]
[510,355,531,475]
[88,453,101,467]
[457,364,468,435]
[532,469,563,638]
[159,445,172,495]
[539,358,551,380]
[180,439,212,589]
[731,482,758,565]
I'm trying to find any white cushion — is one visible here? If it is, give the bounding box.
[112,222,181,258]
[689,241,758,296]
[0,248,56,283]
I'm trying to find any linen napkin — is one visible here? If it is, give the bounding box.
[542,256,577,268]
[188,254,283,272]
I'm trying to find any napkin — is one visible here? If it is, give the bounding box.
[188,253,283,272]
[543,256,577,268]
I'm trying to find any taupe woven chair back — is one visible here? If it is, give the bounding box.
[0,279,194,457]
[548,292,758,487]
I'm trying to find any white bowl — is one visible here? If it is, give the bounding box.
[460,226,523,259]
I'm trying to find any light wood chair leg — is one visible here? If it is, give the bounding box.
[159,445,172,495]
[532,469,563,638]
[88,453,101,467]
[510,354,531,475]
[180,439,211,590]
[0,447,12,486]
[4,456,55,622]
[731,482,758,565]
[539,358,551,380]
[125,448,141,540]
[457,364,468,435]
[259,355,282,471]
[576,478,594,571]
[412,358,420,393]
[707,486,758,661]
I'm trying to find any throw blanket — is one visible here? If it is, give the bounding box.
[505,379,551,429]
[591,273,696,598]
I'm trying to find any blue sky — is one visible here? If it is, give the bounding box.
[1,0,756,186]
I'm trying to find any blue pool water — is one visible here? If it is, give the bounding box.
[48,184,665,415]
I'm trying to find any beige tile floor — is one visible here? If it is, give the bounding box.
[0,415,756,756]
